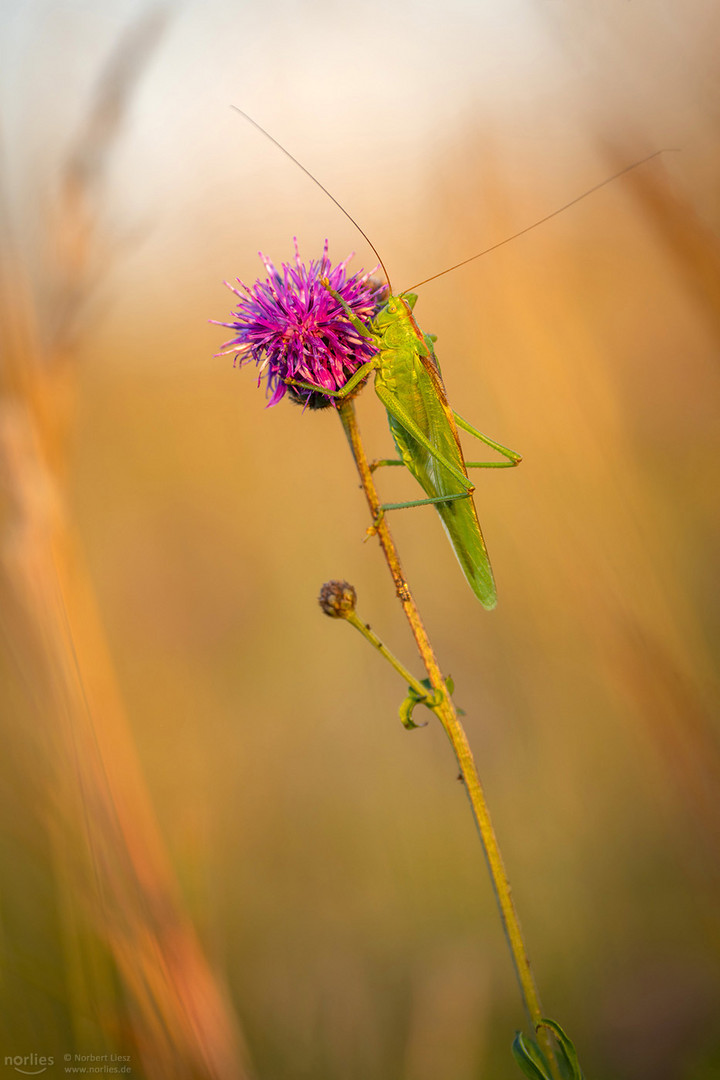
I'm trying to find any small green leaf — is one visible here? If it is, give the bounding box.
[398,677,437,728]
[398,675,462,729]
[444,674,466,715]
[398,693,428,730]
[512,1030,553,1080]
[537,1019,585,1080]
[513,1019,586,1080]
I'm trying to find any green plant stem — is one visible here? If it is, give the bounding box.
[338,398,560,1078]
[343,611,431,703]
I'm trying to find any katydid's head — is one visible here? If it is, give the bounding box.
[373,291,417,330]
[215,239,387,409]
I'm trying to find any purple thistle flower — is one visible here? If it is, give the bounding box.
[215,239,387,409]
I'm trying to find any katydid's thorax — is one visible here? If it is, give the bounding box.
[373,293,428,391]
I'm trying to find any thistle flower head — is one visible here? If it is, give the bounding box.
[216,239,387,408]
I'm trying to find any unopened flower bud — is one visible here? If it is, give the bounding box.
[318,580,357,618]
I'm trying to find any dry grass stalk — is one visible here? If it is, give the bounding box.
[0,15,250,1078]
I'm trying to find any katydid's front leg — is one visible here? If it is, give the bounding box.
[320,278,377,341]
[285,279,378,399]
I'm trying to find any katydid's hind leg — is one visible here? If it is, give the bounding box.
[375,384,475,493]
[364,489,472,540]
[454,411,522,466]
[381,490,472,513]
[463,459,520,469]
[369,458,405,472]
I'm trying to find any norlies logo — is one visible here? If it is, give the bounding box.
[4,1055,54,1075]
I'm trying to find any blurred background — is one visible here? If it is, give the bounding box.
[1,1,719,1077]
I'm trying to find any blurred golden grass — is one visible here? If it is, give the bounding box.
[1,5,720,1079]
[0,14,248,1078]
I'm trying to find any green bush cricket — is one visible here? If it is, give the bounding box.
[233,108,663,609]
[289,284,520,609]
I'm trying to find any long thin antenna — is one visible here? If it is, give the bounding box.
[407,149,671,291]
[232,106,393,290]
